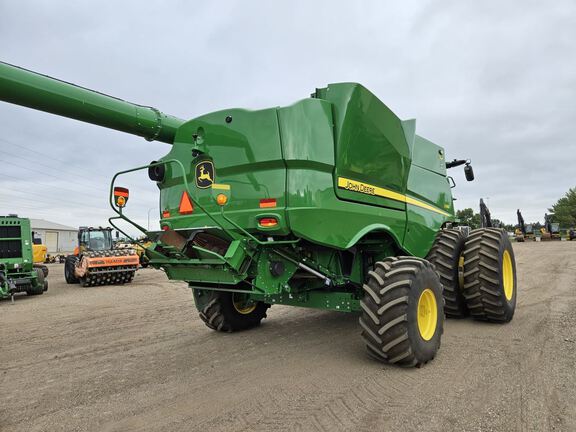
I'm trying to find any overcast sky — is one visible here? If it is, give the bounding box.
[1,0,575,232]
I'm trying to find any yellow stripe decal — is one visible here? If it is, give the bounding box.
[337,177,450,217]
[211,183,231,190]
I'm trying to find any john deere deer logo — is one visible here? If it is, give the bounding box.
[195,161,214,188]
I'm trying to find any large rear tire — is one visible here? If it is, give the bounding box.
[194,289,270,332]
[64,256,79,284]
[426,229,468,318]
[360,256,444,367]
[462,228,517,322]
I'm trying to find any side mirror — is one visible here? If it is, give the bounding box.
[114,187,129,208]
[464,164,474,181]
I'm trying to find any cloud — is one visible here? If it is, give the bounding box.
[1,0,575,229]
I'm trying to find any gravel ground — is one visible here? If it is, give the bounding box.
[1,241,575,432]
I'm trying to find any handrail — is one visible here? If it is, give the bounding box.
[109,159,299,247]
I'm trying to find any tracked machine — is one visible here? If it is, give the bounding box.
[543,213,561,241]
[515,209,536,242]
[0,62,517,366]
[64,227,138,287]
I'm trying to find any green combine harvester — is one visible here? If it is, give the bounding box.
[0,62,517,366]
[0,215,48,300]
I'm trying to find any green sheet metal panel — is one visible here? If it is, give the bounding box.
[315,83,410,212]
[278,97,407,250]
[412,135,448,176]
[404,135,454,257]
[404,164,453,257]
[159,108,288,233]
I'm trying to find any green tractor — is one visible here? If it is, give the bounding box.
[0,215,48,300]
[0,62,517,366]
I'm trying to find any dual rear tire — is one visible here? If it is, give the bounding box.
[359,228,517,366]
[426,229,468,318]
[427,227,517,322]
[462,228,517,322]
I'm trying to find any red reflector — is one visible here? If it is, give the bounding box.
[113,187,129,198]
[259,198,277,208]
[162,210,170,218]
[259,217,278,227]
[161,225,169,231]
[179,191,194,215]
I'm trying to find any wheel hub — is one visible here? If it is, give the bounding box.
[417,288,437,341]
[232,293,257,315]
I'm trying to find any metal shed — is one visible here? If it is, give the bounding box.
[30,219,78,253]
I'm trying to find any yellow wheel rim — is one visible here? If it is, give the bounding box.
[233,294,257,315]
[502,249,514,301]
[417,288,438,341]
[457,255,465,289]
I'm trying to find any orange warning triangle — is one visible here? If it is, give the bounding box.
[179,191,194,214]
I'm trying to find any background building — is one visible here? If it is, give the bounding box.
[30,219,77,253]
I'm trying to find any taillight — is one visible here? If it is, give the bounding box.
[259,217,278,227]
[162,210,170,218]
[259,198,277,208]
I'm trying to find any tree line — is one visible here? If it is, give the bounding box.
[455,187,576,231]
[548,187,576,227]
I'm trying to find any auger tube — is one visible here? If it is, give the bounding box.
[0,62,184,144]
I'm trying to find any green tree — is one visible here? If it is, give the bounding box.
[549,188,576,227]
[456,208,481,229]
[490,218,514,231]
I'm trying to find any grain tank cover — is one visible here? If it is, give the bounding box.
[313,83,411,211]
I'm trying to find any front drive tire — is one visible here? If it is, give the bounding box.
[194,289,270,332]
[426,229,468,318]
[462,228,517,323]
[360,256,444,367]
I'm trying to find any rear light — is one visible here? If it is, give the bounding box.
[259,198,277,208]
[161,225,170,231]
[162,210,170,218]
[113,186,129,208]
[179,191,194,215]
[259,217,278,228]
[216,193,228,206]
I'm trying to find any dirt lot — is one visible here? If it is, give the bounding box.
[1,241,575,432]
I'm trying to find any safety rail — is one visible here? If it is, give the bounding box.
[108,159,298,266]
